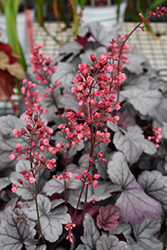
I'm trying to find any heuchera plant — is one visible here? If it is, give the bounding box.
[0,6,167,250]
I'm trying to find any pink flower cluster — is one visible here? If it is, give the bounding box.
[30,44,62,92]
[75,170,100,189]
[65,220,76,243]
[148,126,163,148]
[21,79,48,114]
[10,79,58,192]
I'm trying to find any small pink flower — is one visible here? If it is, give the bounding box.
[13,128,20,138]
[47,128,53,134]
[29,176,36,183]
[98,151,104,158]
[11,184,18,193]
[9,154,16,161]
[17,179,23,184]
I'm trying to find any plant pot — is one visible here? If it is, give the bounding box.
[79,0,127,34]
[0,9,35,62]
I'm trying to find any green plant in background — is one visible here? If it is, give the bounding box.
[0,0,27,72]
[34,0,74,44]
[76,0,167,36]
[34,0,58,42]
[125,0,167,36]
[70,0,87,36]
[5,0,27,72]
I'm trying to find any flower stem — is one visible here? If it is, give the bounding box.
[34,182,46,245]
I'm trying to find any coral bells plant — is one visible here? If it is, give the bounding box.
[0,6,167,250]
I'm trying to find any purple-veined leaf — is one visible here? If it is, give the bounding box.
[123,44,146,75]
[94,181,120,200]
[51,62,76,87]
[131,217,163,250]
[61,87,82,112]
[113,126,157,165]
[149,97,167,124]
[107,110,136,133]
[162,122,167,139]
[107,120,119,132]
[120,89,162,116]
[0,206,37,250]
[76,245,85,250]
[0,176,11,190]
[0,115,26,170]
[96,234,130,250]
[109,223,131,239]
[22,195,70,242]
[80,213,100,250]
[43,178,67,195]
[149,76,167,92]
[123,73,150,91]
[36,84,63,122]
[35,246,47,250]
[138,170,167,211]
[85,22,121,47]
[96,205,120,231]
[107,152,162,224]
[59,40,83,57]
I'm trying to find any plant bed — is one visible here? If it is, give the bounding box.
[1,7,167,250]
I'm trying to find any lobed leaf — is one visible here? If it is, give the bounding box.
[0,177,11,191]
[107,152,162,224]
[131,217,163,250]
[0,206,37,250]
[138,170,167,211]
[96,234,130,250]
[80,213,100,250]
[96,205,120,231]
[22,195,70,242]
[120,89,162,116]
[0,115,26,171]
[113,126,157,165]
[51,62,76,87]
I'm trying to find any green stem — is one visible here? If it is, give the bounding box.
[34,182,46,245]
[81,100,94,223]
[64,145,71,204]
[42,25,62,45]
[29,121,46,245]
